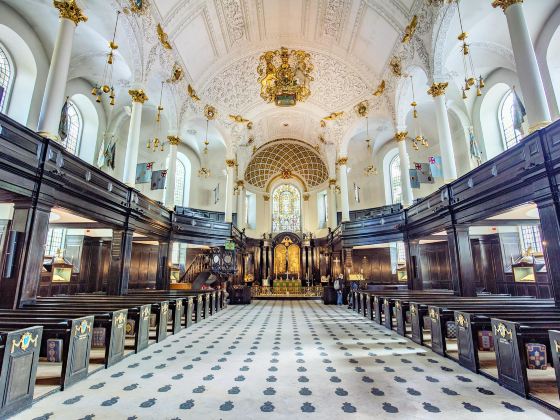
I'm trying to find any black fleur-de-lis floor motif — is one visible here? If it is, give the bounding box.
[22,301,555,419]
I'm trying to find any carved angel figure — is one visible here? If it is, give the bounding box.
[257,51,277,100]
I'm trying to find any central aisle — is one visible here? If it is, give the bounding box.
[23,301,554,419]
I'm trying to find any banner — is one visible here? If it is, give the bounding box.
[151,169,167,190]
[409,169,420,189]
[136,162,153,184]
[428,156,443,178]
[414,162,434,184]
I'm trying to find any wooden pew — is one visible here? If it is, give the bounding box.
[3,307,127,368]
[454,308,560,373]
[130,290,217,323]
[0,316,93,390]
[0,326,43,418]
[491,318,560,398]
[32,296,172,342]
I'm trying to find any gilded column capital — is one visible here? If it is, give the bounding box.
[129,89,148,104]
[167,135,180,146]
[225,159,237,168]
[328,179,337,187]
[54,0,88,25]
[337,157,348,166]
[394,131,408,142]
[427,82,449,97]
[303,193,310,202]
[263,194,270,202]
[236,180,245,189]
[492,0,523,12]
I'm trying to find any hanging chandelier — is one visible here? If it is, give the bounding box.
[257,47,314,107]
[91,11,120,106]
[455,0,485,99]
[410,75,429,151]
[198,106,216,178]
[363,117,378,176]
[146,82,166,152]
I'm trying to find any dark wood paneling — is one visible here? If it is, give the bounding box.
[419,241,452,290]
[127,243,159,289]
[351,248,395,284]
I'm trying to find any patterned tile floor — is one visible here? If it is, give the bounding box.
[20,301,558,420]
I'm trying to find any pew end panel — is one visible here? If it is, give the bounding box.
[0,326,43,418]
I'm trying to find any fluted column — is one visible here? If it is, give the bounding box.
[328,179,338,229]
[428,82,457,182]
[165,135,180,209]
[122,89,148,186]
[236,180,246,229]
[224,159,236,223]
[395,131,414,207]
[493,0,551,131]
[337,157,350,222]
[37,1,87,139]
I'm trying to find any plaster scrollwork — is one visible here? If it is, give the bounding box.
[217,0,247,46]
[322,0,350,41]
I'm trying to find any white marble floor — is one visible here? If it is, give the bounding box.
[19,301,558,419]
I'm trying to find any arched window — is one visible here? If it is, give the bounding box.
[500,90,523,150]
[62,101,82,155]
[390,155,402,204]
[272,184,301,232]
[520,225,543,254]
[0,45,12,112]
[174,159,186,206]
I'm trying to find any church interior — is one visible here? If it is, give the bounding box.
[1,0,560,418]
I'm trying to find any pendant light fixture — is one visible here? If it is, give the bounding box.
[363,114,378,176]
[456,0,484,100]
[410,75,428,151]
[147,81,165,152]
[198,119,211,178]
[91,10,120,106]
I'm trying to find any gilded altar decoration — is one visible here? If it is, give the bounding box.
[257,47,314,107]
[11,332,39,353]
[54,0,88,25]
[373,80,386,96]
[157,23,172,50]
[427,82,449,97]
[401,15,418,44]
[188,84,200,101]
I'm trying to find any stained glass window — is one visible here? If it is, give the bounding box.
[62,101,82,155]
[520,225,543,254]
[272,184,301,232]
[0,45,12,111]
[500,90,523,150]
[174,159,186,206]
[390,155,402,204]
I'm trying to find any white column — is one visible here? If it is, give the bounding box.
[165,135,179,209]
[396,132,414,207]
[37,1,87,139]
[494,0,551,131]
[328,180,338,229]
[338,157,350,222]
[302,193,310,232]
[428,82,457,182]
[236,181,246,229]
[224,159,235,223]
[122,89,148,186]
[263,193,271,233]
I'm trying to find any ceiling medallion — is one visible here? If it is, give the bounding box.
[257,47,314,107]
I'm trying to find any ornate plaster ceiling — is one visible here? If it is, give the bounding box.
[244,139,329,191]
